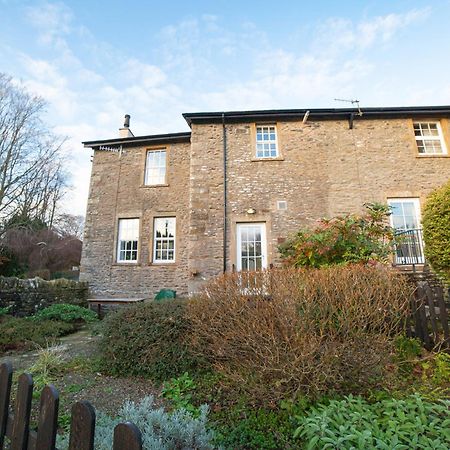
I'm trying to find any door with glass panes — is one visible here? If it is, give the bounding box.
[236,223,267,271]
[388,198,424,264]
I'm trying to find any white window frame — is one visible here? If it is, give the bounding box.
[413,122,447,155]
[255,125,278,158]
[144,149,167,185]
[117,218,139,263]
[153,217,176,264]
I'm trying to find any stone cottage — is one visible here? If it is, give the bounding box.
[80,106,450,298]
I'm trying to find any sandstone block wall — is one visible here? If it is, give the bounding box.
[80,141,191,298]
[187,118,450,292]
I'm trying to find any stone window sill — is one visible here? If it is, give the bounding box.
[112,263,140,267]
[250,157,285,162]
[416,154,449,158]
[140,184,169,188]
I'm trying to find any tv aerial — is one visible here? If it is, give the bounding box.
[334,98,363,116]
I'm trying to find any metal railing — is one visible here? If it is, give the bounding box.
[393,228,425,266]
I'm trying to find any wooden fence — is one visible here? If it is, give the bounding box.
[408,283,450,350]
[0,362,142,450]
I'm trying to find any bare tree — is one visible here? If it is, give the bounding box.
[54,213,84,239]
[0,73,68,228]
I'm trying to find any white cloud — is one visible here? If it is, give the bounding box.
[25,2,73,46]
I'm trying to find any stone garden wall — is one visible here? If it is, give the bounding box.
[0,277,88,316]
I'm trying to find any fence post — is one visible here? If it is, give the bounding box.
[0,362,13,448]
[113,422,142,450]
[11,373,33,450]
[68,401,96,450]
[36,385,59,450]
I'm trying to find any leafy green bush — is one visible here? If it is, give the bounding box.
[422,180,450,282]
[100,300,207,381]
[279,203,394,267]
[33,304,97,324]
[57,396,215,450]
[0,316,74,352]
[294,394,450,449]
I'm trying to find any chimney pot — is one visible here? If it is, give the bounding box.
[124,114,130,128]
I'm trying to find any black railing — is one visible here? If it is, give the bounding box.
[393,228,425,266]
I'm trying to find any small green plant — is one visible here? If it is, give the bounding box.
[433,352,450,384]
[162,372,199,416]
[395,335,423,374]
[293,393,450,449]
[28,344,67,398]
[33,304,98,324]
[215,406,296,449]
[0,305,11,317]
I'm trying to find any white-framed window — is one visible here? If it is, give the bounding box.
[256,125,278,158]
[117,218,139,263]
[145,149,167,185]
[153,217,176,263]
[413,122,447,155]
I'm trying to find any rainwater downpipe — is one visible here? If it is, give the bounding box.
[222,112,227,273]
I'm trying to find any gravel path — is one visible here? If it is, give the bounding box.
[0,328,163,418]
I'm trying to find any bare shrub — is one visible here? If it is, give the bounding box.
[187,265,412,402]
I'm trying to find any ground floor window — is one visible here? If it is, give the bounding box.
[117,218,139,263]
[153,217,176,263]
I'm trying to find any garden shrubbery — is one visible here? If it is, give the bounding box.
[32,303,98,324]
[422,180,450,282]
[187,265,412,403]
[0,316,74,352]
[278,203,394,267]
[99,300,208,381]
[57,396,215,450]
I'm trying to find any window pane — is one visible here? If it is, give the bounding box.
[145,150,167,184]
[154,217,176,262]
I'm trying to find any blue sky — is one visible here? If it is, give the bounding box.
[1,0,450,214]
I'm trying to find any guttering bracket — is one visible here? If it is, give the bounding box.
[348,112,355,129]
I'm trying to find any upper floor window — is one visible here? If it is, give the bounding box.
[256,125,278,158]
[413,122,447,155]
[153,217,176,263]
[117,218,139,263]
[145,149,167,185]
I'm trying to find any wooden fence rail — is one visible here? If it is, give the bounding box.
[408,282,450,350]
[0,362,142,450]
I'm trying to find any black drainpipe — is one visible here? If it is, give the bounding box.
[222,113,227,273]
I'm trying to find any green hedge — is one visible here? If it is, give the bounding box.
[99,300,207,381]
[422,180,450,282]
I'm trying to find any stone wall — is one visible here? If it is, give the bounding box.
[80,141,191,298]
[187,118,450,293]
[0,277,88,317]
